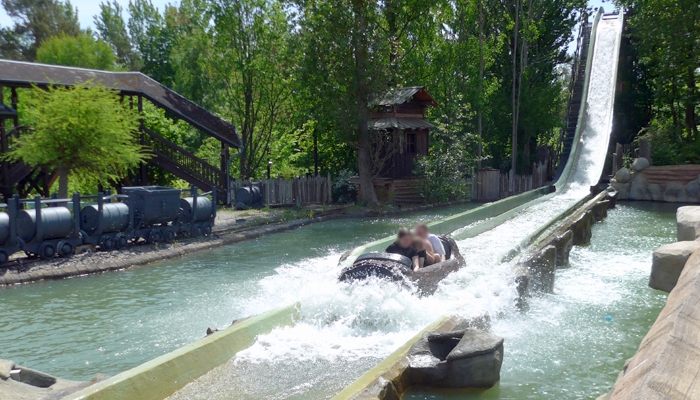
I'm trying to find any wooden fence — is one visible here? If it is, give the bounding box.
[472,162,549,201]
[231,174,332,206]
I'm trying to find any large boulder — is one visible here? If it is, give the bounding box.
[614,167,631,183]
[686,180,700,200]
[610,181,629,200]
[553,230,574,267]
[571,211,593,245]
[677,206,700,241]
[409,329,503,389]
[629,172,650,200]
[523,245,557,293]
[632,157,650,172]
[649,241,700,292]
[664,182,689,203]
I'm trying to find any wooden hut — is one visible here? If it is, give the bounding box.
[355,86,438,204]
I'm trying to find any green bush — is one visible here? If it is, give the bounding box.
[643,116,700,166]
[414,136,472,203]
[332,169,358,204]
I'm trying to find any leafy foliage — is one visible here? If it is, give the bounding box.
[414,123,474,203]
[0,0,80,60]
[6,82,150,194]
[36,33,116,70]
[332,170,359,204]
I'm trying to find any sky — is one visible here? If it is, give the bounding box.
[1,0,614,39]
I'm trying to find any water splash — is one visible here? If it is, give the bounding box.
[169,17,623,400]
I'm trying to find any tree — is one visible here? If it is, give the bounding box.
[207,0,293,179]
[36,32,116,70]
[94,0,140,70]
[0,0,80,60]
[6,82,150,198]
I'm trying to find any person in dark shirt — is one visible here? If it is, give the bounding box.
[385,227,424,271]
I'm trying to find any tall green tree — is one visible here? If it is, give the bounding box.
[6,82,150,198]
[0,0,80,60]
[207,0,293,179]
[94,0,140,70]
[36,32,116,70]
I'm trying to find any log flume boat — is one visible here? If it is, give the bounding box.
[338,236,465,295]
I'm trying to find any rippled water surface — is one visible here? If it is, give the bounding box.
[0,204,475,381]
[404,201,675,399]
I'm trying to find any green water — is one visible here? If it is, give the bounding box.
[404,201,676,399]
[0,204,474,381]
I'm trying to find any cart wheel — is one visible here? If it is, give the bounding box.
[0,250,8,265]
[191,225,203,238]
[100,236,115,251]
[148,230,163,244]
[115,234,128,250]
[203,224,212,236]
[164,230,175,242]
[57,241,74,258]
[38,243,56,260]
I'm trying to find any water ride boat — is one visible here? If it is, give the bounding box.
[338,236,464,295]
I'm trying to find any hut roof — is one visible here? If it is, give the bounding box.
[369,117,436,131]
[375,86,438,107]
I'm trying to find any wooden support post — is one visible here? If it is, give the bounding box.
[138,96,148,185]
[613,143,623,175]
[0,85,9,202]
[639,139,651,164]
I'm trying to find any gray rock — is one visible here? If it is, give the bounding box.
[553,230,574,267]
[648,183,663,201]
[664,182,688,203]
[591,200,609,222]
[614,167,631,183]
[446,329,504,361]
[686,181,700,199]
[0,359,14,380]
[677,206,700,241]
[649,241,700,292]
[512,264,530,300]
[206,327,218,335]
[571,212,593,246]
[524,245,557,293]
[629,172,650,200]
[610,181,629,200]
[632,157,650,172]
[408,329,503,389]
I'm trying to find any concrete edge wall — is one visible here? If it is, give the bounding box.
[331,315,459,400]
[64,303,300,400]
[339,186,554,270]
[601,249,700,399]
[513,190,612,299]
[598,206,700,399]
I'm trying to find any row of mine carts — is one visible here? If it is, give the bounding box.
[0,186,217,266]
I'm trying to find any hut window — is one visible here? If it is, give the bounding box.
[406,133,417,154]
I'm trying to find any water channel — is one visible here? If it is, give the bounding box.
[0,204,475,381]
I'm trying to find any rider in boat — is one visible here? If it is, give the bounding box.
[385,227,425,271]
[415,224,445,265]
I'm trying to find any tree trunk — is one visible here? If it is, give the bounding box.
[58,165,69,200]
[510,0,521,192]
[686,69,697,139]
[353,0,380,206]
[477,0,484,169]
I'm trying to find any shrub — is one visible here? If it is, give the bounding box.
[332,169,358,204]
[414,136,472,203]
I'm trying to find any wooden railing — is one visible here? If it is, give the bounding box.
[472,163,549,201]
[232,174,332,206]
[142,127,225,193]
